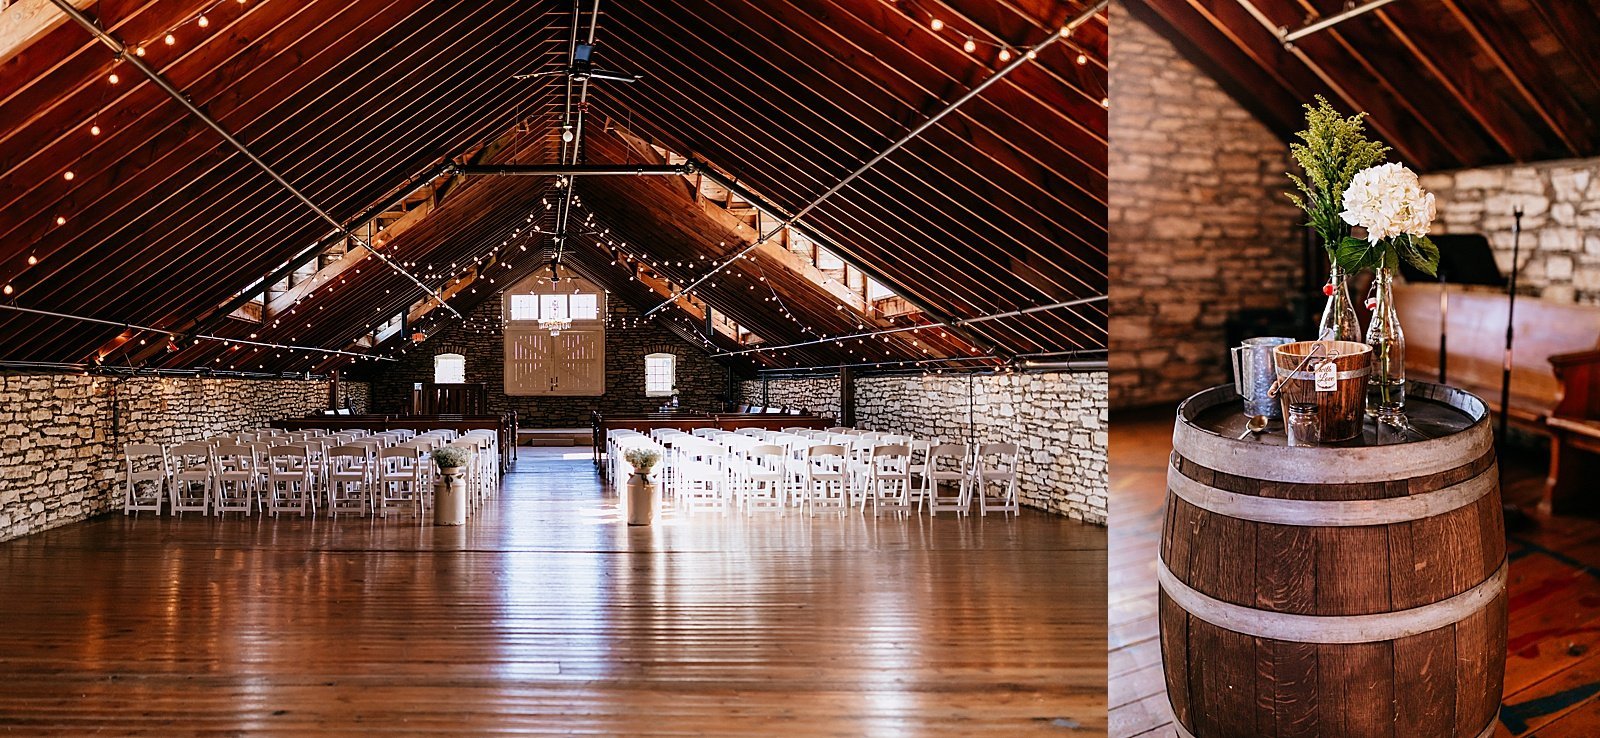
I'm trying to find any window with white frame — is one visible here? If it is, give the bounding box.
[433,353,466,384]
[644,353,676,397]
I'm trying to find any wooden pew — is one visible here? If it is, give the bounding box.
[1395,284,1600,427]
[1395,283,1600,512]
[1548,350,1600,513]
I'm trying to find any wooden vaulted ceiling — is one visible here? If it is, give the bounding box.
[1127,0,1600,172]
[0,0,1106,377]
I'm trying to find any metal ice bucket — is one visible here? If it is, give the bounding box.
[1231,336,1294,418]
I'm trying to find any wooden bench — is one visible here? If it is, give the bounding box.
[1395,283,1600,513]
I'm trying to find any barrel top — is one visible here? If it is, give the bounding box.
[1178,381,1483,448]
[1173,382,1493,484]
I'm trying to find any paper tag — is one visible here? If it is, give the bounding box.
[1314,361,1337,392]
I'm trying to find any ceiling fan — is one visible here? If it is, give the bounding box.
[512,44,640,84]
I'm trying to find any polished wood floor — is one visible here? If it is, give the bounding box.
[0,448,1106,736]
[1108,407,1600,738]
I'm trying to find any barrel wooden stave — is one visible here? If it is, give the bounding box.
[1161,590,1506,737]
[1161,383,1506,738]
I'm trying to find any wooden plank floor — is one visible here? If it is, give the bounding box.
[1108,406,1600,738]
[0,448,1106,736]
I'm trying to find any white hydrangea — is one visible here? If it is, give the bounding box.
[1340,162,1436,245]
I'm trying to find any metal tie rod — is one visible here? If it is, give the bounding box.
[456,164,692,176]
[0,302,396,362]
[714,295,1106,357]
[646,0,1109,318]
[1281,0,1402,43]
[47,0,462,318]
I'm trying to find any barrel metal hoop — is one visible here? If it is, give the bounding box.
[1277,366,1371,380]
[1167,463,1497,527]
[1158,559,1506,644]
[1172,416,1493,484]
[1170,711,1499,738]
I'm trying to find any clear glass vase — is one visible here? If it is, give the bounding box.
[1317,267,1361,342]
[1365,267,1406,416]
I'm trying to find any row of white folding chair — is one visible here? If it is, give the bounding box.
[124,430,443,518]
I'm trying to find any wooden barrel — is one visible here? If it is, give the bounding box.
[1160,382,1505,738]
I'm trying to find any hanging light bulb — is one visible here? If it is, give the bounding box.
[55,216,66,225]
[90,124,101,136]
[135,45,145,57]
[27,255,37,265]
[1077,53,1088,65]
[963,37,977,53]
[930,18,944,31]
[63,171,74,181]
[562,127,574,142]
[107,73,119,84]
[998,48,1011,62]
[165,33,176,45]
[2,285,11,296]
[198,15,209,27]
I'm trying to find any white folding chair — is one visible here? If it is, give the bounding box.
[866,444,914,517]
[741,444,788,516]
[376,446,426,518]
[267,445,314,516]
[325,445,373,518]
[123,443,168,515]
[167,442,213,516]
[972,443,1020,516]
[925,444,970,516]
[803,445,850,517]
[212,443,259,516]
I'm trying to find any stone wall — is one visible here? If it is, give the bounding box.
[1108,15,1304,409]
[1421,159,1600,303]
[0,375,364,542]
[738,376,842,420]
[738,372,1108,525]
[363,299,732,427]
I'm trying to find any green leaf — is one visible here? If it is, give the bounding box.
[1333,236,1381,272]
[1404,235,1441,277]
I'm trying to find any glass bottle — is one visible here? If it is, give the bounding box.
[1365,267,1407,415]
[1318,266,1361,342]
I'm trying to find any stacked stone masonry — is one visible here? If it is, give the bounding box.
[0,375,366,543]
[364,300,731,427]
[745,372,1108,525]
[739,376,843,420]
[1422,159,1600,304]
[1108,15,1304,409]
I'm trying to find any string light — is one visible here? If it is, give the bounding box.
[165,33,176,45]
[1077,53,1088,65]
[89,125,101,136]
[962,37,977,53]
[197,15,209,27]
[930,18,943,31]
[55,216,66,225]
[998,48,1011,62]
[63,171,74,181]
[107,73,119,84]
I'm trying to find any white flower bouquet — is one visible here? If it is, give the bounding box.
[624,448,661,476]
[433,446,471,471]
[1333,162,1440,276]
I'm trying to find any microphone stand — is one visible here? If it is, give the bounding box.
[1498,207,1523,448]
[1500,207,1529,530]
